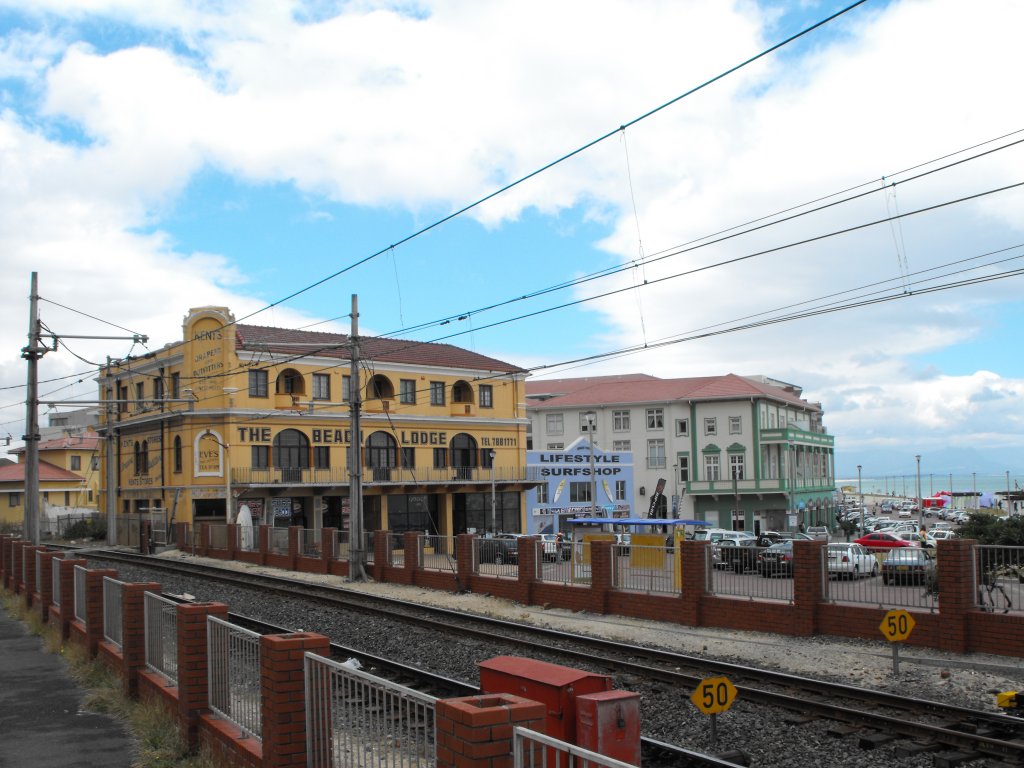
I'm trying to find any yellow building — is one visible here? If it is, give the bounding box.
[97,306,534,537]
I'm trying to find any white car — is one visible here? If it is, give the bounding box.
[925,529,956,545]
[897,508,914,518]
[826,543,878,579]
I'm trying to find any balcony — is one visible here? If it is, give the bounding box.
[450,401,476,417]
[686,476,834,495]
[231,465,542,487]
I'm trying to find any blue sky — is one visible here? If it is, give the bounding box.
[1,0,1022,479]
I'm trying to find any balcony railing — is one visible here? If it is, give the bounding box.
[231,465,540,486]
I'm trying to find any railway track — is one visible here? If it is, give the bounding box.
[84,548,1024,765]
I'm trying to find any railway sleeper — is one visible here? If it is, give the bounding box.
[858,732,897,750]
[931,750,984,768]
[894,741,941,758]
[711,749,751,766]
[825,724,862,738]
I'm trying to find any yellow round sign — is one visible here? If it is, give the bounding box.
[690,676,738,715]
[879,609,916,642]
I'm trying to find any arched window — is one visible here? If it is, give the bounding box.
[452,380,474,404]
[366,431,397,481]
[134,441,142,476]
[173,436,182,473]
[449,433,478,479]
[367,374,394,400]
[273,429,310,481]
[276,368,305,395]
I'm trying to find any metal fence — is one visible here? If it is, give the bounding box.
[420,535,457,572]
[269,527,289,555]
[73,565,87,625]
[473,537,519,579]
[364,532,375,565]
[536,542,590,585]
[207,615,262,741]
[301,528,321,557]
[209,523,228,550]
[612,544,677,595]
[706,545,795,603]
[975,545,1024,613]
[388,533,405,567]
[513,727,637,768]
[144,591,178,686]
[822,546,939,612]
[51,555,62,607]
[103,576,125,649]
[116,514,144,548]
[305,652,437,768]
[238,522,257,552]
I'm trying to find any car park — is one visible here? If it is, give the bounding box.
[715,538,761,573]
[881,547,936,586]
[478,535,519,564]
[854,531,916,549]
[925,529,956,545]
[826,543,878,579]
[539,533,571,561]
[757,540,794,577]
[806,525,830,541]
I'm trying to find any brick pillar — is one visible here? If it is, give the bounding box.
[517,535,539,604]
[935,538,976,653]
[0,534,12,586]
[177,602,229,747]
[82,569,119,657]
[52,557,87,639]
[588,540,613,615]
[320,527,335,574]
[679,540,708,626]
[401,531,420,584]
[436,693,546,768]
[456,534,474,591]
[11,541,26,594]
[792,539,825,635]
[23,545,45,609]
[38,551,60,621]
[372,529,389,582]
[259,632,330,768]
[120,582,161,699]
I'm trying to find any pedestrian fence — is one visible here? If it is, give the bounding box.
[706,545,794,603]
[209,523,228,550]
[207,615,262,741]
[269,527,289,556]
[821,546,938,612]
[474,538,518,579]
[612,545,677,595]
[512,727,636,768]
[419,535,457,572]
[334,530,350,562]
[143,591,178,686]
[52,555,62,607]
[238,522,257,552]
[364,532,375,566]
[976,545,1023,614]
[301,528,320,557]
[388,533,405,567]
[536,544,590,585]
[304,653,437,768]
[73,565,88,625]
[103,576,125,650]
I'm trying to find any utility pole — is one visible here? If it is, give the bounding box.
[348,295,366,581]
[22,273,44,544]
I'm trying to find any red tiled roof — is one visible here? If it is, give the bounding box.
[235,324,525,375]
[526,373,815,410]
[8,433,99,455]
[0,460,86,483]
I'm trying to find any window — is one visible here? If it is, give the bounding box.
[704,454,721,481]
[675,418,689,437]
[569,482,592,503]
[647,439,666,469]
[8,493,19,507]
[400,379,416,404]
[279,370,302,394]
[342,375,351,401]
[612,440,631,452]
[313,374,330,400]
[70,455,81,471]
[677,456,689,482]
[580,413,597,432]
[704,417,717,436]
[88,490,93,502]
[546,443,564,450]
[401,447,415,468]
[612,410,630,431]
[614,480,626,501]
[154,376,165,401]
[314,446,330,469]
[134,441,149,476]
[479,384,493,408]
[729,454,745,480]
[117,383,128,413]
[536,484,549,504]
[646,408,664,430]
[249,370,268,398]
[135,382,146,409]
[170,372,180,399]
[545,413,564,435]
[430,381,445,406]
[173,436,182,473]
[433,447,447,469]
[252,446,269,469]
[91,456,99,471]
[729,416,742,434]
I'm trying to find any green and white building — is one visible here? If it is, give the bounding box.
[525,373,836,533]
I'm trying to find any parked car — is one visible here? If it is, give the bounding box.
[894,531,928,548]
[715,538,761,573]
[854,531,916,549]
[826,543,878,579]
[881,547,936,586]
[897,507,914,519]
[806,526,830,542]
[478,535,519,564]
[539,533,571,561]
[757,540,794,577]
[694,528,756,544]
[925,529,957,545]
[880,501,894,513]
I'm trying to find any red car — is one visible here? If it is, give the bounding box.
[854,531,916,549]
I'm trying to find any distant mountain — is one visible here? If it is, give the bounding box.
[836,444,1024,479]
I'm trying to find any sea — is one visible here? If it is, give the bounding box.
[836,472,1021,498]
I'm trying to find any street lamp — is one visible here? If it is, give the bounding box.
[915,455,921,515]
[489,450,496,535]
[583,411,597,517]
[204,429,233,523]
[788,437,796,529]
[857,464,864,537]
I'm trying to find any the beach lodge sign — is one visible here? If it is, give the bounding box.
[526,438,634,533]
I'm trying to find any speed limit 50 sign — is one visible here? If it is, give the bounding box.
[879,609,916,642]
[690,676,738,715]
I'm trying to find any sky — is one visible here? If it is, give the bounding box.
[1,0,1022,480]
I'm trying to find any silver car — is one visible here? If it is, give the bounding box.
[826,543,878,579]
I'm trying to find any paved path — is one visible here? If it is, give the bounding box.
[0,608,136,768]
